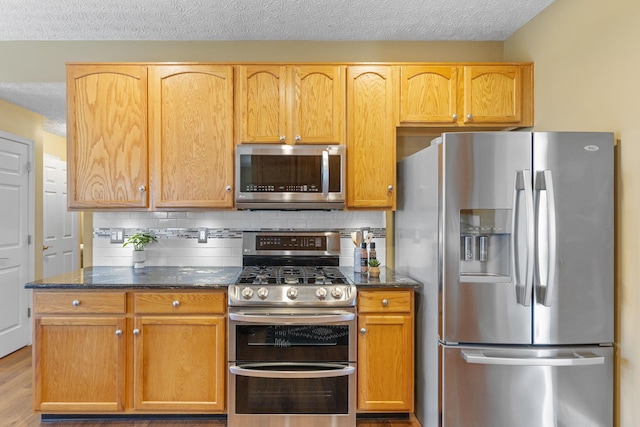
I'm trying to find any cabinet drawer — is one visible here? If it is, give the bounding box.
[34,291,126,314]
[134,292,226,314]
[357,290,413,314]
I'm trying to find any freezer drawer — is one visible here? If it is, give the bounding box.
[441,344,613,427]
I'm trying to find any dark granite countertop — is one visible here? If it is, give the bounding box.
[25,266,242,289]
[25,266,421,290]
[340,267,422,289]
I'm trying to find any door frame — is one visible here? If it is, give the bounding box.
[0,130,35,346]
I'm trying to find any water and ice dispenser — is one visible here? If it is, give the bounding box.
[459,209,511,278]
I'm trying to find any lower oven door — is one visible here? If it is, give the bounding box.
[228,362,356,427]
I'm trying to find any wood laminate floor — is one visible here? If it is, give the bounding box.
[0,346,421,427]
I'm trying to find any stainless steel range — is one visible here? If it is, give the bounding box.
[228,231,357,427]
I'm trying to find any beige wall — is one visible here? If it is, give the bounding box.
[505,0,640,424]
[0,41,504,82]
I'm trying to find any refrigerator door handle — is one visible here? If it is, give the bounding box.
[535,170,558,307]
[461,349,605,367]
[512,169,535,306]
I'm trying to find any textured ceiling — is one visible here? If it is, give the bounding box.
[0,0,556,136]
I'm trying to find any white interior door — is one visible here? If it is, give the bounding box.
[43,155,78,278]
[0,133,32,358]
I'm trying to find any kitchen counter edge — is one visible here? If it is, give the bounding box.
[25,266,421,290]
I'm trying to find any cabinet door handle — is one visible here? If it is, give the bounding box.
[295,135,301,143]
[133,328,140,335]
[360,328,367,334]
[72,299,80,307]
[467,114,473,120]
[115,329,122,336]
[452,114,458,120]
[387,185,394,192]
[172,300,180,307]
[139,185,146,192]
[279,135,286,142]
[225,185,232,192]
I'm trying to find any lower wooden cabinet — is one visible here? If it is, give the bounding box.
[32,290,226,414]
[357,289,414,412]
[132,292,226,411]
[34,315,127,411]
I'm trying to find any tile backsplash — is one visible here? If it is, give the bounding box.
[93,210,386,267]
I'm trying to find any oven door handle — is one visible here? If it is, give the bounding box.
[228,312,355,324]
[229,363,356,379]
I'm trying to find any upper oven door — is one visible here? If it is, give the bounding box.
[235,144,346,210]
[228,307,356,363]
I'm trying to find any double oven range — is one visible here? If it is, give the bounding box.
[228,231,357,427]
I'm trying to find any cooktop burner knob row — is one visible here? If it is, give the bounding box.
[315,287,328,300]
[286,287,299,300]
[257,287,269,300]
[331,286,344,299]
[241,287,254,300]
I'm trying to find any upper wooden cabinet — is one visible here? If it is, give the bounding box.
[346,66,397,210]
[399,65,459,125]
[236,65,345,145]
[398,63,533,128]
[67,63,235,210]
[67,65,149,209]
[148,65,234,209]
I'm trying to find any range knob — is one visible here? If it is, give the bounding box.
[331,286,344,299]
[315,287,328,300]
[257,287,269,300]
[287,287,299,300]
[241,287,254,300]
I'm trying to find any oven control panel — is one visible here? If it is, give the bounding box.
[256,235,326,251]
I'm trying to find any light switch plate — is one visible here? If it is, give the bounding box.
[110,228,125,244]
[198,228,208,243]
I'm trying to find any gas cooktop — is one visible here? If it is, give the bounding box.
[237,265,349,286]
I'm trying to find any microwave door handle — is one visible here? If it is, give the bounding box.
[322,149,329,198]
[230,363,356,379]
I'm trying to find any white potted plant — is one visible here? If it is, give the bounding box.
[123,232,158,269]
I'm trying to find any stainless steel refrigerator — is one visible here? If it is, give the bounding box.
[395,132,614,427]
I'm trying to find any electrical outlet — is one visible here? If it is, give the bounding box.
[110,228,125,244]
[198,228,208,243]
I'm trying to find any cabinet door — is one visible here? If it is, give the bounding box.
[33,316,126,411]
[237,65,287,144]
[399,65,458,125]
[292,65,345,144]
[67,65,148,209]
[346,66,397,209]
[463,65,523,125]
[357,314,414,412]
[149,65,234,209]
[133,315,226,412]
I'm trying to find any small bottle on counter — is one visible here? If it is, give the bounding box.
[369,242,377,264]
[354,246,362,273]
[360,242,369,273]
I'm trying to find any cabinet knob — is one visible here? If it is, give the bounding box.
[295,135,301,142]
[115,329,122,336]
[360,328,367,334]
[72,299,80,307]
[172,300,180,307]
[387,185,394,191]
[382,299,389,306]
[225,185,232,192]
[452,114,458,120]
[279,135,286,142]
[133,328,140,335]
[139,185,146,192]
[467,114,473,120]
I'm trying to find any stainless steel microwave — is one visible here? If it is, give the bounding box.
[235,144,346,210]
